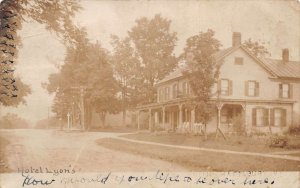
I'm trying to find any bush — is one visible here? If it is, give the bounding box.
[287,126,300,135]
[267,135,289,148]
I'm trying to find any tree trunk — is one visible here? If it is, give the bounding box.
[100,112,106,127]
[122,109,126,127]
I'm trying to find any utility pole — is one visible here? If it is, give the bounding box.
[67,112,70,130]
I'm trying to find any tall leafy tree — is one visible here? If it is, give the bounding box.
[243,38,270,57]
[111,35,142,126]
[0,0,81,106]
[46,29,119,128]
[128,14,177,103]
[181,29,221,139]
[85,42,119,127]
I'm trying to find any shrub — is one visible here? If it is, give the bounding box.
[287,126,300,135]
[267,135,289,148]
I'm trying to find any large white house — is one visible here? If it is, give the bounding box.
[135,32,300,134]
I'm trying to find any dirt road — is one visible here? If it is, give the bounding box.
[0,129,185,172]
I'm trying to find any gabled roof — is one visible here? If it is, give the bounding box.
[156,45,300,86]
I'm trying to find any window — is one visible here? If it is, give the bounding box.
[270,108,286,127]
[172,84,178,99]
[165,87,169,101]
[182,82,189,96]
[221,79,229,95]
[235,57,244,65]
[279,83,293,99]
[252,108,268,127]
[256,108,264,127]
[248,81,256,96]
[246,81,259,97]
[274,109,282,127]
[158,89,164,102]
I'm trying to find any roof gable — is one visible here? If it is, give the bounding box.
[156,45,300,85]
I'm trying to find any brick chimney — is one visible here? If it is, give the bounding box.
[282,48,289,62]
[232,32,241,47]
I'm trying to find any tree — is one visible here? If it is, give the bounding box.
[46,29,119,128]
[0,0,81,107]
[0,113,30,129]
[181,29,221,140]
[111,35,142,126]
[128,14,177,103]
[243,38,270,57]
[85,42,119,127]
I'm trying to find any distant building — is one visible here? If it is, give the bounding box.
[134,32,300,134]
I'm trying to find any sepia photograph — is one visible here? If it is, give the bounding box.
[0,0,299,187]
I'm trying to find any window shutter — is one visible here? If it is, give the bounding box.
[245,81,249,96]
[229,80,233,95]
[279,83,283,98]
[281,108,287,127]
[252,108,257,126]
[270,108,274,126]
[289,84,293,99]
[263,108,269,126]
[255,82,260,97]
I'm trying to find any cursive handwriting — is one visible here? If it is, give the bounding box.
[22,172,55,187]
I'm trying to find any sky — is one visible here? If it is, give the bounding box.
[1,0,300,125]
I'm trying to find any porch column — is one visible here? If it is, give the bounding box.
[162,107,165,130]
[154,111,158,129]
[149,109,152,131]
[217,103,223,129]
[137,110,140,130]
[179,104,182,127]
[191,106,195,130]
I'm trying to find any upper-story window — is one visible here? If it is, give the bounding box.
[172,83,178,99]
[235,57,244,65]
[158,88,164,102]
[279,83,292,99]
[221,79,229,95]
[182,81,189,96]
[246,81,259,97]
[165,87,170,101]
[218,79,232,96]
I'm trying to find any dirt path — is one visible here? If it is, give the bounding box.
[0,129,186,172]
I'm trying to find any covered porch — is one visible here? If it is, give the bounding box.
[135,99,247,134]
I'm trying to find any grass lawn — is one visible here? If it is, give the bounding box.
[97,138,300,171]
[0,135,11,173]
[121,132,300,153]
[89,126,136,133]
